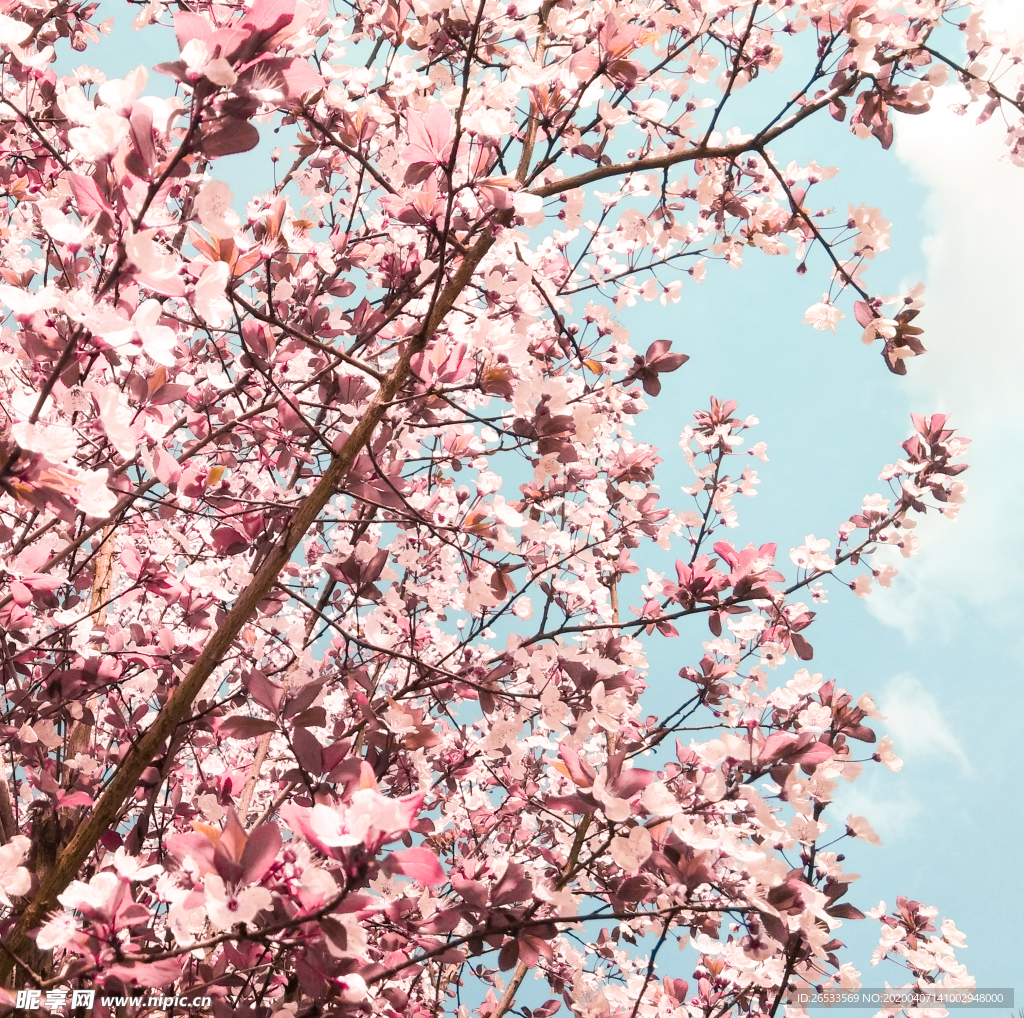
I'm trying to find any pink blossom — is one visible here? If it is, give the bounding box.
[861,317,898,345]
[203,874,272,931]
[0,14,31,49]
[797,702,832,734]
[166,899,207,946]
[846,814,882,845]
[641,781,679,817]
[35,911,81,951]
[112,847,163,882]
[336,974,368,1004]
[0,836,31,906]
[194,261,233,327]
[789,534,833,572]
[836,963,862,991]
[57,871,121,915]
[125,231,185,295]
[180,38,237,87]
[609,827,652,872]
[76,468,118,518]
[856,692,885,720]
[195,180,241,239]
[875,737,903,772]
[803,296,845,332]
[309,788,424,849]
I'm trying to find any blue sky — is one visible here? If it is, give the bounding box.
[69,1,1024,1005]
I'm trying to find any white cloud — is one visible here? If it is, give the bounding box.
[864,92,1024,635]
[832,778,921,843]
[877,673,971,774]
[830,673,970,842]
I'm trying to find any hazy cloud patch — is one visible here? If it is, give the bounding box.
[878,673,972,774]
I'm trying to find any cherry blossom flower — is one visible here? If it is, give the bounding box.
[76,468,118,517]
[203,874,272,931]
[336,974,368,1004]
[196,180,241,239]
[11,421,76,462]
[130,300,178,365]
[942,919,967,948]
[861,317,898,345]
[836,963,862,991]
[609,827,652,872]
[875,737,904,772]
[112,848,163,882]
[797,702,832,734]
[57,871,121,915]
[803,296,845,332]
[848,204,891,259]
[856,693,886,720]
[36,910,82,951]
[180,38,237,87]
[0,14,30,49]
[95,384,137,459]
[790,534,834,572]
[0,283,59,314]
[309,788,423,849]
[125,230,184,294]
[846,814,883,845]
[167,899,207,947]
[194,261,233,327]
[0,836,31,906]
[40,206,97,249]
[589,681,630,731]
[641,781,679,817]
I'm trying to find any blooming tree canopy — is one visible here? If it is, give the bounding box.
[0,0,1009,1015]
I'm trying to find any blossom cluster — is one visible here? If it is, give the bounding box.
[0,1,1001,1017]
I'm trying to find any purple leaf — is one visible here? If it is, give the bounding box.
[220,716,278,739]
[241,822,282,884]
[201,117,260,158]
